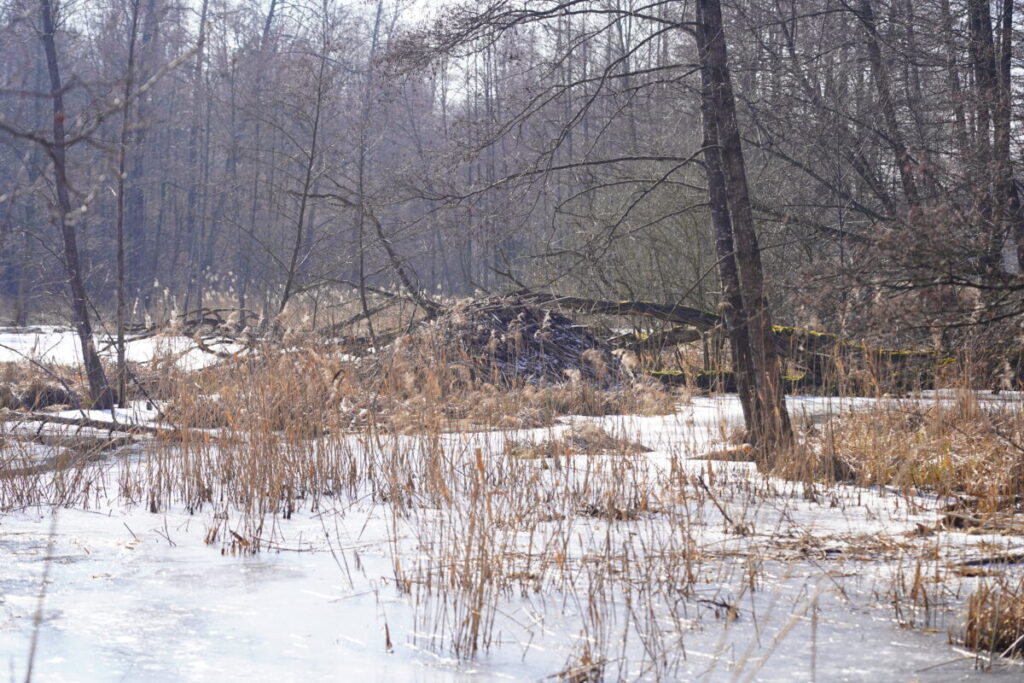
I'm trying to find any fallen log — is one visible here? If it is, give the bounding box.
[522,291,951,391]
[115,307,261,342]
[0,447,113,479]
[609,326,702,352]
[317,300,398,338]
[3,410,263,450]
[3,411,162,434]
[14,431,134,452]
[525,293,722,329]
[321,288,951,392]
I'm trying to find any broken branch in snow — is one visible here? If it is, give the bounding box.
[4,411,161,434]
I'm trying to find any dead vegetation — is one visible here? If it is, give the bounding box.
[794,391,1024,500]
[153,313,678,435]
[0,322,694,674]
[504,422,650,459]
[0,362,80,411]
[961,575,1024,660]
[779,387,1024,663]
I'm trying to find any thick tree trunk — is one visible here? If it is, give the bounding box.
[696,11,754,432]
[38,0,114,409]
[696,0,792,456]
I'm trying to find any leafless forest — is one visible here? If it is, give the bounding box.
[5,2,1024,679]
[2,0,1022,348]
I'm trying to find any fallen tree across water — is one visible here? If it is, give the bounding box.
[608,326,703,353]
[520,292,722,330]
[518,291,956,393]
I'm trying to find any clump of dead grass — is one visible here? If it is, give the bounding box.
[960,574,1024,659]
[0,361,83,411]
[505,422,650,460]
[160,345,349,434]
[794,393,1024,498]
[155,334,681,434]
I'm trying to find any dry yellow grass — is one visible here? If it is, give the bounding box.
[505,422,650,460]
[789,391,1024,499]
[154,335,680,435]
[962,574,1024,658]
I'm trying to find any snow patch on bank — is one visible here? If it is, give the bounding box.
[0,327,241,371]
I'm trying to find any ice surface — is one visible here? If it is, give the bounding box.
[2,390,1023,681]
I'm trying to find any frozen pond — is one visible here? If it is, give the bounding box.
[3,396,1023,680]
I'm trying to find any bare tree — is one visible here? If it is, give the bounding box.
[696,0,791,454]
[115,0,143,405]
[38,0,114,409]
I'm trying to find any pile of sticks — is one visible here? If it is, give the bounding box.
[425,296,623,387]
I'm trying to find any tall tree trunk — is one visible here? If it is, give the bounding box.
[278,31,328,316]
[857,0,919,208]
[277,104,321,315]
[900,0,926,148]
[939,0,968,158]
[355,0,385,340]
[967,1,994,204]
[238,0,278,323]
[126,0,160,300]
[38,0,114,409]
[967,0,1007,275]
[699,62,754,433]
[994,0,1023,273]
[115,0,142,406]
[697,0,791,457]
[183,0,209,312]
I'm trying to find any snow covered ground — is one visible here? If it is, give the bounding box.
[3,394,1023,681]
[0,327,241,371]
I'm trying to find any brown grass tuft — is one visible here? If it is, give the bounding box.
[961,574,1024,658]
[792,395,1024,497]
[506,422,650,460]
